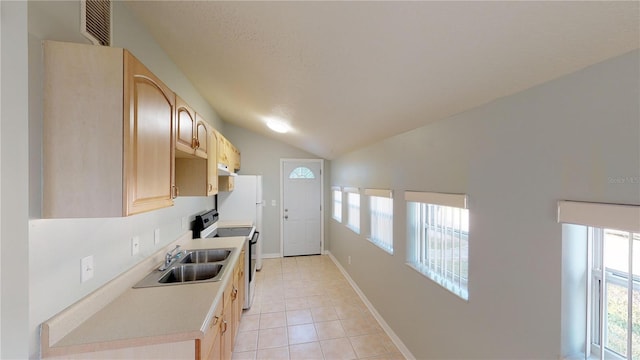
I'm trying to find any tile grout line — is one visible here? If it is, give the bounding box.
[326,252,416,360]
[235,256,406,359]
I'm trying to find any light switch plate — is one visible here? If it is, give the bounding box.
[154,228,160,244]
[131,236,140,256]
[81,255,94,283]
[271,200,277,206]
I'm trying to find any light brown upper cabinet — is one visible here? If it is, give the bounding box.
[231,145,241,173]
[176,96,208,159]
[43,41,176,218]
[195,114,209,158]
[215,131,241,173]
[175,97,196,154]
[216,130,229,167]
[207,128,219,195]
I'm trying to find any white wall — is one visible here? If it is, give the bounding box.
[329,50,640,359]
[26,1,223,358]
[222,124,328,256]
[1,3,3,356]
[1,2,29,359]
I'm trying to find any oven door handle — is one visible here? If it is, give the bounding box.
[250,232,259,245]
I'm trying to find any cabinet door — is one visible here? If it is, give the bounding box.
[232,249,245,341]
[207,129,219,196]
[195,115,208,159]
[124,51,176,215]
[233,147,241,173]
[201,299,223,360]
[176,97,196,155]
[216,131,227,166]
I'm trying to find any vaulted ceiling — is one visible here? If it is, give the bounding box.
[124,1,639,159]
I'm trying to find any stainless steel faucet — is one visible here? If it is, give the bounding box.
[159,245,183,271]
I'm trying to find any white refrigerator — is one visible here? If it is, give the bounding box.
[218,175,263,270]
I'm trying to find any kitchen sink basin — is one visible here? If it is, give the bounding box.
[180,249,232,264]
[132,247,236,288]
[158,263,223,283]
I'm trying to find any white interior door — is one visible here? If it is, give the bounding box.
[282,160,322,256]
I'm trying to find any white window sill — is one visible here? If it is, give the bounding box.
[405,262,469,302]
[366,237,393,255]
[346,225,360,234]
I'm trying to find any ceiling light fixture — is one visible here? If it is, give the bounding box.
[266,118,291,134]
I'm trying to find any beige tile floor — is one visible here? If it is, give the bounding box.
[233,255,405,360]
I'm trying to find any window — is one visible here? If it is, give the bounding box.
[589,227,639,360]
[406,191,469,300]
[366,189,393,254]
[345,188,360,233]
[332,187,342,222]
[558,200,640,360]
[289,166,315,179]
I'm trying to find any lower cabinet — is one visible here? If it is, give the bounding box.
[197,250,245,360]
[230,248,246,344]
[199,297,224,360]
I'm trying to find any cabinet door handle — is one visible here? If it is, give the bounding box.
[210,315,220,329]
[231,286,238,300]
[222,320,228,334]
[171,185,178,199]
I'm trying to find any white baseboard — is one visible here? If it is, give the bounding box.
[326,251,416,360]
[261,253,282,259]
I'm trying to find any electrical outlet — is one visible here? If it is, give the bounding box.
[182,217,188,230]
[81,256,94,283]
[131,236,140,256]
[348,256,351,265]
[271,200,276,206]
[154,228,160,244]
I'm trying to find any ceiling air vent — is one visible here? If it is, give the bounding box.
[81,0,111,46]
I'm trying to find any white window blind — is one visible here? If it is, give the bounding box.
[366,189,393,254]
[558,201,640,233]
[332,186,342,222]
[405,191,468,209]
[407,191,469,300]
[346,189,360,234]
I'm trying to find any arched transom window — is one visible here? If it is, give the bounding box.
[289,166,316,179]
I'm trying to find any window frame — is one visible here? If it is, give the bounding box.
[365,188,393,254]
[345,187,360,234]
[588,227,639,360]
[332,186,342,222]
[557,200,640,360]
[405,191,469,301]
[289,166,316,179]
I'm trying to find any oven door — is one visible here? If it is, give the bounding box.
[249,232,259,282]
[244,231,259,309]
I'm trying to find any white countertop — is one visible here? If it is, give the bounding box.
[42,236,246,357]
[216,220,254,228]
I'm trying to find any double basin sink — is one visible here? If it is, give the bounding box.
[133,248,235,288]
